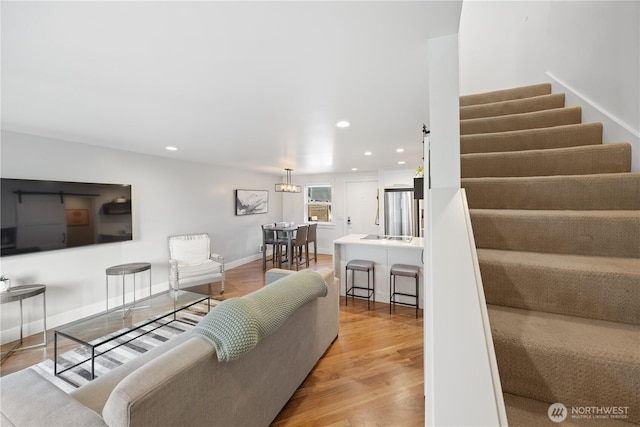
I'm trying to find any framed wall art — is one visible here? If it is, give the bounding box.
[235,189,268,216]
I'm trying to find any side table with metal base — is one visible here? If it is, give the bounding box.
[105,262,152,316]
[0,284,47,364]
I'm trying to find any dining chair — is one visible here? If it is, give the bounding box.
[306,222,318,263]
[292,225,309,270]
[275,227,291,268]
[261,225,278,270]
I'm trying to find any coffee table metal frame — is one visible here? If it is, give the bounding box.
[54,290,209,386]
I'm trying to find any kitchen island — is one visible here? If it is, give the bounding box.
[334,234,424,309]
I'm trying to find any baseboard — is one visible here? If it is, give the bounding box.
[547,72,640,172]
[228,253,262,270]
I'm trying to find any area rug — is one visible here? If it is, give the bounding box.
[31,301,214,393]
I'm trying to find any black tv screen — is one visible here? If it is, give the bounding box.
[1,178,132,257]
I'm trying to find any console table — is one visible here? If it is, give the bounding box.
[0,284,47,364]
[105,262,151,316]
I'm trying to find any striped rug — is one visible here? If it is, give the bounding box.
[31,301,212,393]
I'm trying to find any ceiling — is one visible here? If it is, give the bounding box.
[1,1,462,176]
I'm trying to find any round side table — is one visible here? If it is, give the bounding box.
[0,284,47,364]
[105,262,152,315]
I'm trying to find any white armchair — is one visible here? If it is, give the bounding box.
[169,233,225,294]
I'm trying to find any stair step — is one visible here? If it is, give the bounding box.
[460,93,566,120]
[470,209,640,258]
[479,249,640,325]
[488,305,640,424]
[462,143,631,178]
[504,393,639,426]
[462,173,640,210]
[461,122,603,154]
[460,83,552,107]
[460,106,582,135]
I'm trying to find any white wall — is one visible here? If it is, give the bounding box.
[459,0,640,170]
[0,130,283,342]
[459,1,552,93]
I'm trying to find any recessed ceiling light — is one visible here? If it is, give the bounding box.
[396,148,404,153]
[364,151,372,156]
[351,168,358,171]
[398,161,406,165]
[336,121,351,128]
[166,146,178,151]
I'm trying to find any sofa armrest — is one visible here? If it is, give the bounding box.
[102,338,214,427]
[71,331,192,414]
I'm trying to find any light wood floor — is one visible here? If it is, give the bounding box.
[0,254,425,426]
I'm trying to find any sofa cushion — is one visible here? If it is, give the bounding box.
[175,259,222,279]
[0,369,107,427]
[192,269,327,361]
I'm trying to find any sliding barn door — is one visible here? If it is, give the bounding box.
[16,194,67,251]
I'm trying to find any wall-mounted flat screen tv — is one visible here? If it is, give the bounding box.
[1,178,132,257]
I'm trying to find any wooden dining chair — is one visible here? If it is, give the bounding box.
[292,225,309,270]
[275,228,290,268]
[261,225,277,270]
[306,222,318,263]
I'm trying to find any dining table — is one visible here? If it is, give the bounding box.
[263,223,300,270]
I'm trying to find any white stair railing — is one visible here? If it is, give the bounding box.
[425,188,507,426]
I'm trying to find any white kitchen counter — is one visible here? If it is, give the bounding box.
[333,234,424,308]
[334,233,424,249]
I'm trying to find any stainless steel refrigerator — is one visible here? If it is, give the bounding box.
[384,188,421,237]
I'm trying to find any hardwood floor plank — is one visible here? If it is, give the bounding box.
[0,255,425,425]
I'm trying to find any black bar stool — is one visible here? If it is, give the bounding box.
[389,264,420,318]
[345,259,375,309]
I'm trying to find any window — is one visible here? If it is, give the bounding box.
[306,184,332,223]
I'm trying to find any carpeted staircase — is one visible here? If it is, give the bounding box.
[460,83,640,426]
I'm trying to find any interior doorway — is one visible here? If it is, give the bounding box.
[345,181,380,235]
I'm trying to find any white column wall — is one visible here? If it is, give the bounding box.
[425,33,504,426]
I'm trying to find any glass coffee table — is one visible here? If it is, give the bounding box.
[54,290,209,385]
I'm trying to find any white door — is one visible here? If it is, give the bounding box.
[345,181,380,235]
[16,194,67,251]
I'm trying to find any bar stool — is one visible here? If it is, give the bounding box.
[345,259,375,309]
[389,264,420,318]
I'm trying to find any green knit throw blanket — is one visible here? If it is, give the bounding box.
[192,270,327,362]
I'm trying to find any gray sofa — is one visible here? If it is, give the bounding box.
[0,268,339,427]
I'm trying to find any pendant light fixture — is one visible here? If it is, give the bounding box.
[275,168,301,193]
